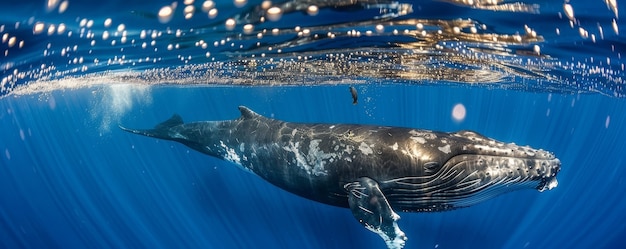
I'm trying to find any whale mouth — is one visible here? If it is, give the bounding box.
[536,158,561,192]
[538,176,559,192]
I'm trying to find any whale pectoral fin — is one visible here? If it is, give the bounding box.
[345,177,407,249]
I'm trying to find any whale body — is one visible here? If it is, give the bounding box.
[121,106,561,249]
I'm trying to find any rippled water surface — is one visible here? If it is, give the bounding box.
[1,0,625,249]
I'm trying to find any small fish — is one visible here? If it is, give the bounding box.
[349,86,358,105]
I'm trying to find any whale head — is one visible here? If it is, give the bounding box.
[447,130,561,193]
[389,130,561,211]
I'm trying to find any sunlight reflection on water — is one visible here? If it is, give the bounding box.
[0,0,624,97]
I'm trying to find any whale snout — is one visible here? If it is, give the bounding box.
[536,158,561,192]
[466,147,562,193]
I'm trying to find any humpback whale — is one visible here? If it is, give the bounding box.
[121,106,560,249]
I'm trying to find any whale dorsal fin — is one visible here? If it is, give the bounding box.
[238,106,262,119]
[155,114,184,130]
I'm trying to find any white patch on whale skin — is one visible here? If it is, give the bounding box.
[308,139,332,176]
[283,139,336,176]
[365,211,406,249]
[359,142,374,155]
[344,145,354,154]
[409,130,437,144]
[219,141,256,175]
[410,136,427,144]
[283,141,309,171]
[220,141,242,165]
[390,142,399,151]
[474,144,516,155]
[438,144,451,154]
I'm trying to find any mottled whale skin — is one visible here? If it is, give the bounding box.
[121,106,561,249]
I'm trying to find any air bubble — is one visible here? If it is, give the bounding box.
[234,0,247,8]
[184,5,195,19]
[452,103,466,122]
[57,23,66,34]
[47,0,60,12]
[225,19,236,31]
[578,27,588,39]
[202,0,215,12]
[267,7,282,21]
[33,22,45,34]
[158,5,175,23]
[208,8,218,18]
[606,0,618,18]
[307,5,319,16]
[243,24,254,34]
[6,36,17,47]
[563,3,575,21]
[376,24,384,33]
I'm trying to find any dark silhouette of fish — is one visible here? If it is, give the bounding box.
[349,86,358,104]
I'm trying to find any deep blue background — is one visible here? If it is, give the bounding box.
[2,84,626,248]
[2,0,626,248]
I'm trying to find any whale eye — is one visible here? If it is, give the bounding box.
[424,162,440,173]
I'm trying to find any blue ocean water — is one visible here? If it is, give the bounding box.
[1,0,626,249]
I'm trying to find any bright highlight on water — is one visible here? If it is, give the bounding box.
[1,0,623,98]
